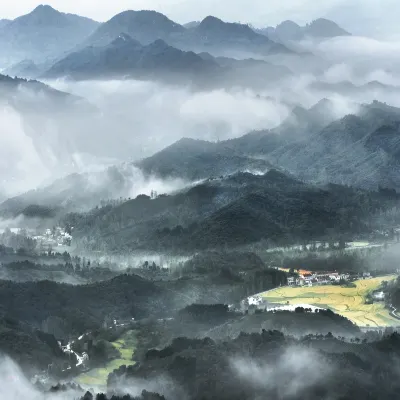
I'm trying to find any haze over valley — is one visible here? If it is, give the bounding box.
[2,3,400,400]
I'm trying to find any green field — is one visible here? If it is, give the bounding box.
[262,276,399,327]
[76,330,137,389]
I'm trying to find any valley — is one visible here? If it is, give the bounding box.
[76,330,138,389]
[1,2,400,400]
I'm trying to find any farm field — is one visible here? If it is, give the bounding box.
[262,276,399,327]
[76,330,137,389]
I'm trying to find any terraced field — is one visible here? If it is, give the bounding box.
[76,330,137,389]
[262,276,398,327]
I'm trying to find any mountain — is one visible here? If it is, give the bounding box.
[0,5,99,64]
[44,35,220,82]
[136,138,273,180]
[217,99,338,157]
[0,136,272,221]
[268,101,400,189]
[259,18,350,42]
[271,20,303,41]
[136,99,400,191]
[304,18,350,38]
[137,99,337,180]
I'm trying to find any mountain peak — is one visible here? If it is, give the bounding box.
[110,32,141,47]
[277,20,301,29]
[197,15,259,40]
[31,4,59,15]
[202,15,223,23]
[305,18,350,37]
[109,9,183,28]
[148,38,170,48]
[16,3,67,26]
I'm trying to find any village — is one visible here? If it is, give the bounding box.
[282,268,367,287]
[243,268,375,310]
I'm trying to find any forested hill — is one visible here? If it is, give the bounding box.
[64,170,400,252]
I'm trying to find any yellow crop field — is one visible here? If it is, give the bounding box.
[262,276,399,327]
[77,330,137,389]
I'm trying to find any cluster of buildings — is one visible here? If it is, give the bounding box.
[287,271,353,287]
[33,227,72,251]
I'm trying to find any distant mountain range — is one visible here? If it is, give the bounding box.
[0,5,99,65]
[0,5,354,71]
[43,33,292,87]
[44,35,220,82]
[80,11,292,57]
[257,18,350,42]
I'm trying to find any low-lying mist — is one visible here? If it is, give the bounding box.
[0,356,82,400]
[5,32,400,201]
[1,79,293,199]
[231,347,332,398]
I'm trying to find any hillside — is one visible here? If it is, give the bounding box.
[269,101,400,189]
[0,274,168,335]
[0,165,140,219]
[64,169,399,252]
[136,138,273,180]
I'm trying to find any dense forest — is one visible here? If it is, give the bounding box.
[62,170,400,252]
[103,330,400,400]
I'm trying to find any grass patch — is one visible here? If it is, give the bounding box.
[76,330,137,388]
[262,276,398,327]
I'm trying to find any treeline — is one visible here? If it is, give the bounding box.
[0,228,36,254]
[79,391,165,400]
[0,274,170,337]
[1,260,121,283]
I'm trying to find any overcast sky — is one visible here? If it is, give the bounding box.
[0,0,396,36]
